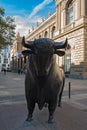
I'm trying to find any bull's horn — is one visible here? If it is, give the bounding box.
[54,38,68,49]
[22,36,33,49]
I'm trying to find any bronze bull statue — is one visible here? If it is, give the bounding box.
[22,37,68,123]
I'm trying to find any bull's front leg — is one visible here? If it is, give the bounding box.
[26,100,35,122]
[48,100,57,123]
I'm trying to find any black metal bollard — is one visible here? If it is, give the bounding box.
[69,82,71,99]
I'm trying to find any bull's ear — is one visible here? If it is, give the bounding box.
[54,50,65,56]
[22,49,33,56]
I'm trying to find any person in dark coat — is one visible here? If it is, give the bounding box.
[18,69,21,75]
[3,68,6,75]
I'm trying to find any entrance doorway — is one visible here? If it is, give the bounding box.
[64,54,71,74]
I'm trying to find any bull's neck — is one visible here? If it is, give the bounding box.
[37,76,48,87]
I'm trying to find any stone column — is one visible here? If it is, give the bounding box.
[77,0,81,18]
[81,0,85,16]
[58,4,61,31]
[56,5,59,31]
[56,3,61,32]
[63,9,66,26]
[48,26,51,38]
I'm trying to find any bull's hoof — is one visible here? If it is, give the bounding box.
[48,116,54,124]
[26,117,33,122]
[58,103,62,108]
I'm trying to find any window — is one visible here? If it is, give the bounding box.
[4,58,8,64]
[39,35,41,38]
[51,26,56,38]
[66,1,74,24]
[44,31,48,38]
[64,54,71,73]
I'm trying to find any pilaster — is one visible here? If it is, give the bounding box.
[56,3,61,32]
[77,0,81,18]
[81,0,85,16]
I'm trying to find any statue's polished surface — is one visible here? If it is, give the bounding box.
[22,37,67,123]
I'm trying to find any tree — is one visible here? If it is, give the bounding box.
[0,7,16,49]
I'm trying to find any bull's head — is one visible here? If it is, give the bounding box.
[22,37,68,76]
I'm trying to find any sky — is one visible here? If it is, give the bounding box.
[0,0,56,36]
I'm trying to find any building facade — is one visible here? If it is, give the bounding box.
[24,0,87,79]
[0,45,11,72]
[12,33,28,72]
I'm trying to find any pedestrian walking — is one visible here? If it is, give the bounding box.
[3,67,6,75]
[18,69,21,75]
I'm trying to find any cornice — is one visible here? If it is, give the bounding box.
[26,13,56,39]
[54,23,85,40]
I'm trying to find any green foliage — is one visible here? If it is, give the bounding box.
[0,7,5,16]
[0,7,16,49]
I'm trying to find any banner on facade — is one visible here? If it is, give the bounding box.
[17,51,22,59]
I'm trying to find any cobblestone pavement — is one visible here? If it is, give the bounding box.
[0,72,87,130]
[0,72,25,104]
[0,102,87,130]
[63,78,87,111]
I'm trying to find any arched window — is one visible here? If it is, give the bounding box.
[51,26,56,38]
[66,1,74,24]
[39,35,41,38]
[44,31,48,38]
